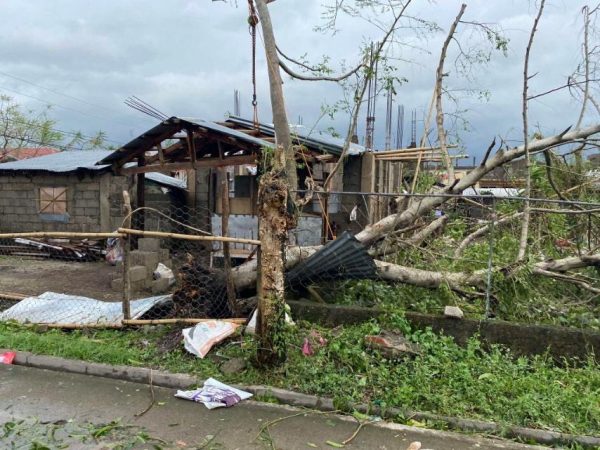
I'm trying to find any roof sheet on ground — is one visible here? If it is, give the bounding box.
[0,292,171,326]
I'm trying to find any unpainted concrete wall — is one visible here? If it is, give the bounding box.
[288,300,600,363]
[0,172,128,233]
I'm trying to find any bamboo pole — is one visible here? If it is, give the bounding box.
[22,322,123,329]
[122,318,247,326]
[0,291,27,301]
[122,191,132,321]
[0,232,122,239]
[118,228,261,245]
[220,167,238,316]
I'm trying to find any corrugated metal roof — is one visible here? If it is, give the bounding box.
[0,150,187,190]
[227,116,366,156]
[0,149,111,172]
[98,116,274,165]
[463,187,522,198]
[286,231,377,291]
[145,172,186,189]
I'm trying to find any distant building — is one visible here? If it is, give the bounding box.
[0,147,60,163]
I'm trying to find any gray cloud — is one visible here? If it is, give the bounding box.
[0,0,596,160]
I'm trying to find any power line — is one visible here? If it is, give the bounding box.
[1,116,123,146]
[1,133,92,152]
[0,86,110,121]
[0,71,120,115]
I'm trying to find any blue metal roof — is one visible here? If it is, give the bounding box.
[0,150,186,189]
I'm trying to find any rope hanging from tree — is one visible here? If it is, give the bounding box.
[248,0,259,130]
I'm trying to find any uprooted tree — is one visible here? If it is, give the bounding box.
[229,0,600,365]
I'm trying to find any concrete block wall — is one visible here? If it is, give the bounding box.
[0,172,129,233]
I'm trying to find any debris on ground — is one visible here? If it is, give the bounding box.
[0,351,16,364]
[1,237,104,261]
[154,262,175,286]
[105,237,123,265]
[172,258,232,318]
[364,331,421,358]
[0,292,170,326]
[175,377,252,409]
[302,330,328,356]
[444,305,464,319]
[182,320,239,358]
[245,304,294,335]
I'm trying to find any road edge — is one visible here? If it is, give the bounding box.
[2,348,599,448]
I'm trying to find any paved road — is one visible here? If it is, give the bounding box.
[0,364,544,449]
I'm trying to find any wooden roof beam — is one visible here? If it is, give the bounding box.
[119,154,258,175]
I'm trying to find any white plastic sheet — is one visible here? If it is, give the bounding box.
[0,292,170,326]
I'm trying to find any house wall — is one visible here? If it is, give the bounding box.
[0,172,128,233]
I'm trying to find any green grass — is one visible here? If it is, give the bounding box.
[1,317,599,438]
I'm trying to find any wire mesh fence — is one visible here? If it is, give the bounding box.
[0,189,599,328]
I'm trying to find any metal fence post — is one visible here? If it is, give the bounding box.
[484,198,497,319]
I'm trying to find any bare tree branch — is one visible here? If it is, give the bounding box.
[435,3,466,184]
[276,45,364,82]
[517,0,545,262]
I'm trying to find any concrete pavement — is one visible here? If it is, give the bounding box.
[0,364,545,449]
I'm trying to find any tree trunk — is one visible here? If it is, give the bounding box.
[256,172,293,365]
[254,0,297,189]
[252,0,298,365]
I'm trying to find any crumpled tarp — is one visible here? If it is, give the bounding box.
[0,292,170,326]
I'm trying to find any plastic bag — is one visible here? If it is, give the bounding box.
[182,321,239,358]
[175,377,252,409]
[0,351,16,365]
[153,262,175,286]
[105,237,123,265]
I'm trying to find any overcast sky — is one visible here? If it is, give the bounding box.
[0,0,596,161]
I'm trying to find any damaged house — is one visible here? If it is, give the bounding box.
[97,116,368,258]
[0,149,186,233]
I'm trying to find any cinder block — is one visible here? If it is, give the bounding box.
[157,248,169,262]
[130,250,159,270]
[138,238,161,252]
[129,265,147,282]
[151,277,170,294]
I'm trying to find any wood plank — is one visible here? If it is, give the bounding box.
[119,155,257,175]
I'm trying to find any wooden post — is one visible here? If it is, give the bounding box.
[220,168,238,316]
[122,191,132,321]
[136,155,146,232]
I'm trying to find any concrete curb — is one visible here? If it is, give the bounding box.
[3,349,599,448]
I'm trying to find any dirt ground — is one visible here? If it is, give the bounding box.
[0,256,121,301]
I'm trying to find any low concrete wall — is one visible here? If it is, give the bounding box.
[288,300,600,362]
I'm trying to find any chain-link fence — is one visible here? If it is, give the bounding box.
[1,188,599,328]
[288,189,600,326]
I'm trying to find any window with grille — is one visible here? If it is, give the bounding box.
[39,187,67,214]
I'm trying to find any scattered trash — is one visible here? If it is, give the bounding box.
[302,330,328,357]
[175,378,252,409]
[0,351,16,364]
[406,442,422,450]
[302,338,314,356]
[245,305,294,335]
[105,237,123,265]
[364,331,421,358]
[4,237,104,261]
[153,263,175,286]
[444,305,464,319]
[182,321,239,358]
